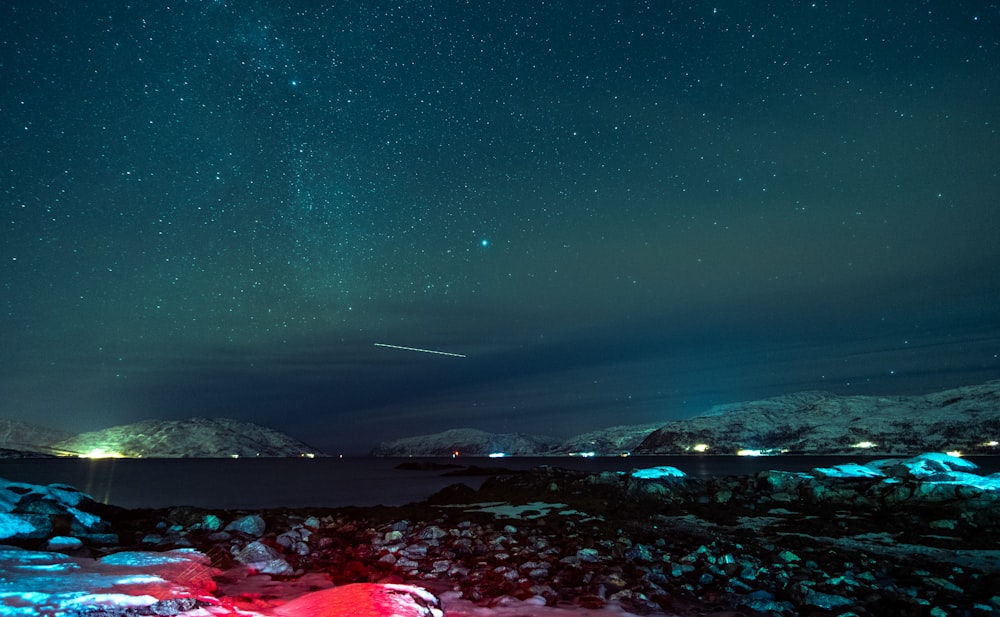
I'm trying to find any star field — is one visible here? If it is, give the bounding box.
[1,1,999,453]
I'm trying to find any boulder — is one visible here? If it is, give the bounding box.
[235,540,293,576]
[273,583,442,617]
[0,478,113,543]
[225,514,266,537]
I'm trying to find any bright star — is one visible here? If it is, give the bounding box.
[480,239,489,247]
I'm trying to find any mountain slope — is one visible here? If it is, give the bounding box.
[370,428,560,457]
[51,418,324,458]
[0,419,74,455]
[552,423,663,455]
[634,380,1000,455]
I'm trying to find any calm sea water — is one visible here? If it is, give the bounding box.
[1,456,997,510]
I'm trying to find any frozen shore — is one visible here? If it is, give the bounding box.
[1,453,999,616]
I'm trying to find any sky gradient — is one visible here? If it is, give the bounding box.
[2,1,999,454]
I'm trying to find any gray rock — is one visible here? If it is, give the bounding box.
[778,550,801,563]
[234,540,292,576]
[418,526,449,541]
[276,531,310,556]
[624,543,654,562]
[196,514,222,531]
[738,590,789,613]
[225,514,266,537]
[576,547,601,563]
[803,588,854,609]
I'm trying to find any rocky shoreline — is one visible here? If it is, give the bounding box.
[3,453,1000,616]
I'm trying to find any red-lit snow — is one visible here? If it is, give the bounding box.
[272,583,442,617]
[0,546,678,617]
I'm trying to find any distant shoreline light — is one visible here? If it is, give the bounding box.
[80,448,125,459]
[736,448,788,457]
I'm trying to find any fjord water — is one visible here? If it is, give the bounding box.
[1,456,997,510]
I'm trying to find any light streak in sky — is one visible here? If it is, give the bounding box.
[373,343,467,358]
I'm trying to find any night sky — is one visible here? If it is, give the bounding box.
[2,1,999,455]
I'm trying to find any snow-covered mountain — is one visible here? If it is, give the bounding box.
[634,380,1000,455]
[551,423,663,456]
[371,381,1000,457]
[50,418,324,458]
[370,427,561,457]
[0,419,74,455]
[370,425,661,457]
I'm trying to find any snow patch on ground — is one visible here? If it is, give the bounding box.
[0,546,235,616]
[0,547,677,617]
[811,462,887,479]
[865,453,1000,490]
[630,466,686,480]
[0,513,36,539]
[457,502,570,519]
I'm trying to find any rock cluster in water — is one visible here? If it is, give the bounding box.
[3,453,1000,616]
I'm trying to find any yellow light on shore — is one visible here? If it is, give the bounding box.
[737,449,763,457]
[946,450,963,458]
[851,441,876,449]
[692,443,710,453]
[81,448,124,459]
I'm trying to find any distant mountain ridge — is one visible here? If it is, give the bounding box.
[373,380,1000,457]
[371,422,660,457]
[369,428,560,457]
[6,418,324,458]
[6,380,1000,458]
[634,380,1000,456]
[49,418,324,458]
[554,422,665,456]
[0,419,74,455]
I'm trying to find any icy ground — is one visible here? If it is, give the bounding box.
[0,544,679,616]
[2,452,999,616]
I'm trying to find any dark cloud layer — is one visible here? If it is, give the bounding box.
[2,1,998,453]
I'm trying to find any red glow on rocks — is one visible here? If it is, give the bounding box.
[272,583,442,617]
